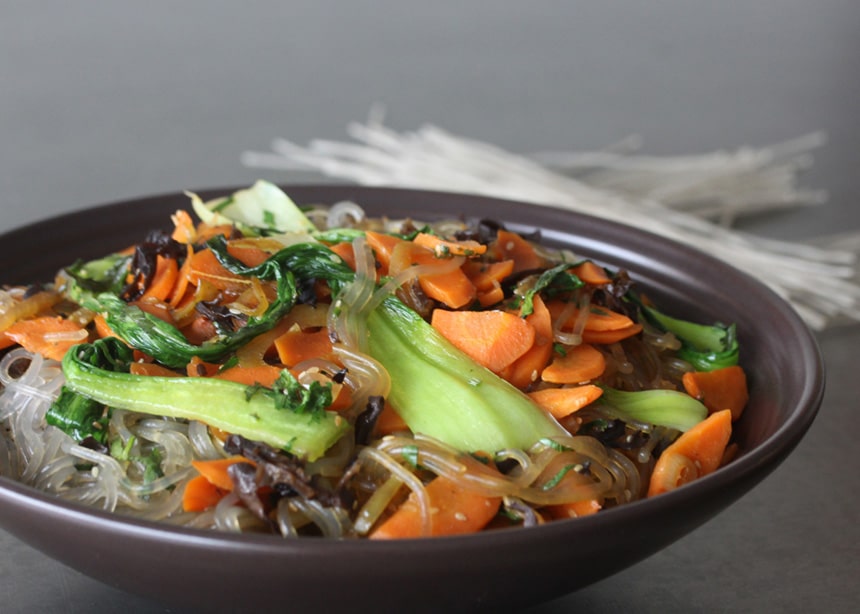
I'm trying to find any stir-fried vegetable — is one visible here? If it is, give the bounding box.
[61,338,347,460]
[365,299,566,452]
[637,300,739,371]
[0,180,749,540]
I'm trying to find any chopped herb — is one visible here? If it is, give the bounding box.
[244,382,265,402]
[542,463,577,491]
[211,196,234,213]
[134,447,163,484]
[538,437,572,452]
[553,343,567,356]
[517,263,585,317]
[219,355,240,372]
[402,444,420,469]
[110,436,136,461]
[269,370,333,418]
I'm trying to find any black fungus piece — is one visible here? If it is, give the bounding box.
[122,229,186,301]
[455,218,505,244]
[272,482,299,499]
[576,460,593,476]
[295,276,318,306]
[331,368,348,384]
[223,434,338,506]
[579,419,650,451]
[195,300,244,334]
[79,436,110,455]
[495,457,522,476]
[23,283,45,299]
[578,419,627,445]
[614,429,651,451]
[396,219,422,237]
[594,269,637,317]
[227,461,269,522]
[396,280,435,320]
[353,395,385,446]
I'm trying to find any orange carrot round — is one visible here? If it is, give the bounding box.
[682,366,749,421]
[431,308,536,373]
[648,409,733,496]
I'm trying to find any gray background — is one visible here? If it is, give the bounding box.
[1,2,858,612]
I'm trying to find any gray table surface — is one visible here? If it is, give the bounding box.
[2,2,858,612]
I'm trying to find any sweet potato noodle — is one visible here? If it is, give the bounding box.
[0,183,746,539]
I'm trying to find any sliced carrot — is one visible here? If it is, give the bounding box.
[181,315,218,346]
[489,230,550,274]
[186,355,220,377]
[235,317,297,368]
[0,290,62,333]
[418,268,477,310]
[191,456,255,491]
[214,364,285,388]
[226,242,271,268]
[130,299,176,326]
[4,316,89,361]
[412,232,487,258]
[571,260,612,286]
[581,324,643,345]
[541,343,606,384]
[140,255,179,302]
[167,244,194,307]
[371,233,478,308]
[431,308,535,373]
[171,209,197,244]
[182,474,228,512]
[647,409,733,497]
[682,365,749,421]
[463,259,515,292]
[499,295,554,389]
[187,248,249,292]
[274,327,334,366]
[91,314,113,340]
[195,223,236,243]
[328,241,357,271]
[545,498,603,520]
[129,362,182,377]
[527,384,603,419]
[364,231,403,276]
[547,301,635,333]
[374,400,409,436]
[369,475,502,539]
[327,385,354,412]
[476,285,505,308]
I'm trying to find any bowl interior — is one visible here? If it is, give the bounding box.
[0,185,824,612]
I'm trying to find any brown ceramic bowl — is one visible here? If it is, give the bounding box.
[0,186,824,612]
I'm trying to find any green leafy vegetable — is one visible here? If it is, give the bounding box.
[598,386,708,432]
[639,302,739,371]
[46,387,109,443]
[364,298,566,452]
[61,253,131,304]
[516,262,584,317]
[267,370,333,417]
[61,338,349,460]
[188,180,318,235]
[542,464,577,490]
